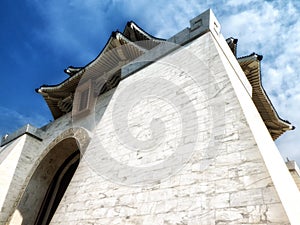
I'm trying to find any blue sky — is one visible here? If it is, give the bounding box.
[0,0,299,163]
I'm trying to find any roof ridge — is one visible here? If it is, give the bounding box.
[238,52,263,61]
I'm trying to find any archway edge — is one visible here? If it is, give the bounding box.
[25,127,90,187]
[8,127,90,224]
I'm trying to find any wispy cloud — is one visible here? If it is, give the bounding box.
[26,0,119,64]
[0,106,48,136]
[26,0,207,49]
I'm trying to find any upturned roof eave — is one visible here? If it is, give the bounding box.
[237,54,294,139]
[36,22,163,119]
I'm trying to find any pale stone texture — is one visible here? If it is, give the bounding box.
[0,134,43,223]
[286,161,300,191]
[0,114,89,224]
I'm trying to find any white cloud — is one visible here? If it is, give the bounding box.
[28,0,206,45]
[0,106,48,136]
[27,0,117,64]
[226,0,260,7]
[220,1,282,55]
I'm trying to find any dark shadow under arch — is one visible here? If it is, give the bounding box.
[14,137,80,225]
[35,149,80,225]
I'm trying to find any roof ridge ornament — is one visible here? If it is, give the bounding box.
[64,66,83,76]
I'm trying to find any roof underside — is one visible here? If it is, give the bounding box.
[237,53,294,140]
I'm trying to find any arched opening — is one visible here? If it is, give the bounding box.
[34,149,80,225]
[13,137,80,225]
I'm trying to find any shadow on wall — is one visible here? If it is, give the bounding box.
[9,137,80,225]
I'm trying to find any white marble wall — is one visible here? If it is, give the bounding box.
[49,32,297,224]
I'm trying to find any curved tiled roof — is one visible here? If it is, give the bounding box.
[36,22,164,119]
[237,53,294,140]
